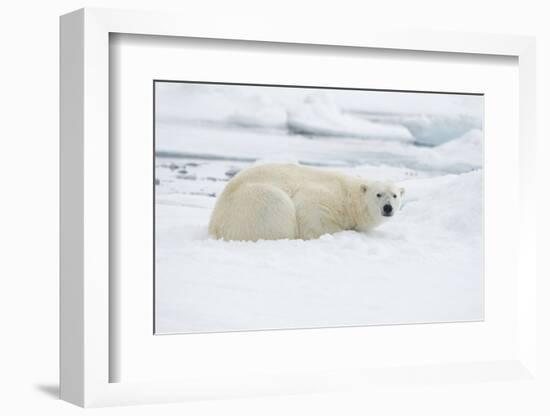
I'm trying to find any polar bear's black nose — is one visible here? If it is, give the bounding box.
[383,204,393,214]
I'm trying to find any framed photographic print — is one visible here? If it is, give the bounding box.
[153,81,484,335]
[60,8,538,408]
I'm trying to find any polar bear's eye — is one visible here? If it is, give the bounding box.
[393,194,397,198]
[376,193,382,198]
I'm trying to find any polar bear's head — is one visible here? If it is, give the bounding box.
[360,181,405,222]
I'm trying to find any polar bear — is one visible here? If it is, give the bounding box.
[208,163,404,241]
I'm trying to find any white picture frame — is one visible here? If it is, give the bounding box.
[60,7,538,407]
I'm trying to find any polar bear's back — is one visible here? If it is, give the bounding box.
[225,163,345,194]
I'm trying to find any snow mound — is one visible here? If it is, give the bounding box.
[429,128,483,170]
[400,114,482,146]
[287,93,414,142]
[226,96,287,129]
[396,170,482,239]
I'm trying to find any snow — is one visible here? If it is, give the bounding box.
[155,165,482,334]
[154,82,484,334]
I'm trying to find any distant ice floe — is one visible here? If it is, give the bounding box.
[155,84,484,175]
[156,84,481,146]
[286,93,414,142]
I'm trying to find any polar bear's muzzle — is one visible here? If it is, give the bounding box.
[382,204,394,217]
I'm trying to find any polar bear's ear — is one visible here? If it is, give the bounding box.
[360,184,368,193]
[400,187,405,197]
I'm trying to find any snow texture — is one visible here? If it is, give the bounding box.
[154,83,484,334]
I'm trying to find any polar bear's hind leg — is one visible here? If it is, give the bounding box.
[209,183,297,241]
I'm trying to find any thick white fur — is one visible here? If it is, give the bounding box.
[208,163,404,241]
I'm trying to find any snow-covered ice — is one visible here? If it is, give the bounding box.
[286,93,414,142]
[154,83,484,334]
